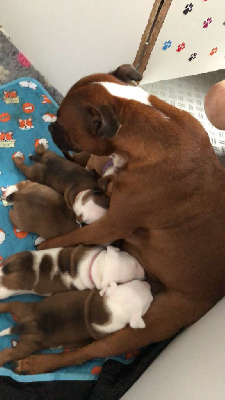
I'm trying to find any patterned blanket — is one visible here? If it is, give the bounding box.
[0,78,134,383]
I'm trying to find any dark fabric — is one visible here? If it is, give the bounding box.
[0,337,174,400]
[89,337,175,400]
[0,376,95,400]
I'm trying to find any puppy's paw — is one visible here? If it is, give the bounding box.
[103,281,117,297]
[12,152,24,165]
[129,313,146,329]
[37,239,54,250]
[34,237,46,247]
[99,287,107,297]
[37,241,48,250]
[16,355,48,375]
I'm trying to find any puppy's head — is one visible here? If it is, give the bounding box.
[49,64,142,156]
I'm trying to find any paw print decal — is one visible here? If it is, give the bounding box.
[162,40,172,51]
[176,42,186,52]
[210,47,218,56]
[183,3,194,15]
[203,17,212,28]
[188,53,197,61]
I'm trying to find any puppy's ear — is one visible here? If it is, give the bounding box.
[98,175,113,192]
[91,187,103,195]
[64,186,75,210]
[87,105,121,139]
[111,64,143,84]
[84,289,110,340]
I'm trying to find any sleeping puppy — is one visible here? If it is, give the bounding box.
[13,145,110,225]
[3,180,79,239]
[0,245,145,298]
[0,280,152,371]
[86,154,115,195]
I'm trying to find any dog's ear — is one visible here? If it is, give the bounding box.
[91,187,103,195]
[87,105,121,139]
[110,64,143,84]
[98,175,113,193]
[84,289,110,340]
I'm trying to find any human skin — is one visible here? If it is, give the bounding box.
[204,81,225,130]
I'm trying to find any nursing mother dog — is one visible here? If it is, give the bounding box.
[25,64,225,374]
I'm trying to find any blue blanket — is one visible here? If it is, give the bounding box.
[0,78,134,383]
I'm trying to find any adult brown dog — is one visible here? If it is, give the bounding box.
[24,64,225,374]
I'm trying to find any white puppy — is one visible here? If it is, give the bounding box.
[91,280,153,333]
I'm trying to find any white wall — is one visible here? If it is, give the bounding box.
[0,0,153,95]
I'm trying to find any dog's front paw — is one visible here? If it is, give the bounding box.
[129,313,146,329]
[102,281,117,297]
[99,287,107,297]
[16,355,53,375]
[37,240,52,250]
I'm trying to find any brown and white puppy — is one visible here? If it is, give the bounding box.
[27,64,225,374]
[4,180,79,239]
[13,146,110,225]
[62,150,115,194]
[0,280,152,372]
[86,154,113,176]
[86,154,115,195]
[0,245,145,298]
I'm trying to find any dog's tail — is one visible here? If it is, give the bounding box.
[0,323,27,336]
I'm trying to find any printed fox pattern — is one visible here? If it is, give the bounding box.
[41,94,52,104]
[18,118,34,130]
[3,91,19,104]
[0,132,13,141]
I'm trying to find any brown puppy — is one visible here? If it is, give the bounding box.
[0,290,103,369]
[5,181,79,239]
[0,280,152,372]
[27,64,225,372]
[13,145,110,225]
[86,155,112,176]
[86,155,115,195]
[13,144,100,197]
[62,151,114,194]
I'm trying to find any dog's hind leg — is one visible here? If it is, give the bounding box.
[0,301,36,322]
[0,337,42,368]
[13,156,35,178]
[29,154,42,162]
[34,144,46,155]
[13,155,46,181]
[28,144,46,162]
